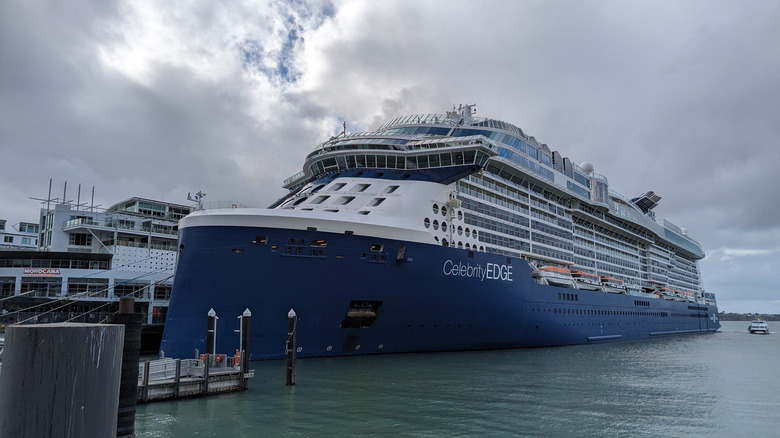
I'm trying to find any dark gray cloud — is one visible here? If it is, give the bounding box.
[1,0,778,312]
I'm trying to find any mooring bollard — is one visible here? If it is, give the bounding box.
[286,308,297,386]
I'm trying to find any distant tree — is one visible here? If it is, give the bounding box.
[719,312,779,321]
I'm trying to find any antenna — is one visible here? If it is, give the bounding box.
[187,191,206,210]
[47,178,52,213]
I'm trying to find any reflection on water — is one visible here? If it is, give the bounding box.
[136,322,780,437]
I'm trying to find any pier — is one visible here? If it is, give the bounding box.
[138,355,254,403]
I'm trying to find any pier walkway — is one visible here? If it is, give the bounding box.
[138,356,253,403]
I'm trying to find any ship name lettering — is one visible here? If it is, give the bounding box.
[442,260,512,282]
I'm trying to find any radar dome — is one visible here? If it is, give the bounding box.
[580,162,594,173]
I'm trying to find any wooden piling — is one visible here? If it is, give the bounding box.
[142,360,151,402]
[206,308,218,356]
[173,359,182,397]
[203,354,210,395]
[110,296,143,438]
[0,323,124,437]
[286,309,297,386]
[240,308,251,389]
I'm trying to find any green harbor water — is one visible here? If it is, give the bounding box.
[135,321,780,437]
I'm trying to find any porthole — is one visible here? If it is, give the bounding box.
[434,236,439,242]
[457,226,463,236]
[441,206,447,217]
[442,239,449,247]
[457,241,463,249]
[433,204,439,214]
[433,220,439,230]
[465,243,471,249]
[424,217,431,228]
[457,211,463,221]
[465,228,470,237]
[441,221,447,232]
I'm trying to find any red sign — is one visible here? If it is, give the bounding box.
[23,268,61,276]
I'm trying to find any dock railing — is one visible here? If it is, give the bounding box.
[136,354,253,403]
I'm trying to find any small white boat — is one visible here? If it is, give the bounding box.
[748,320,770,334]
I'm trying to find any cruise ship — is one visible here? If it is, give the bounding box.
[160,104,720,360]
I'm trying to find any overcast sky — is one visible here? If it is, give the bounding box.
[1,0,778,313]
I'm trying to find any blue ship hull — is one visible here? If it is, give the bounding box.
[160,225,720,361]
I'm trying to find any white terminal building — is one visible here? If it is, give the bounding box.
[0,220,39,250]
[1,196,193,336]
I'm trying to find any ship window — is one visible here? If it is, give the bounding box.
[465,228,470,237]
[458,211,463,221]
[370,244,383,252]
[457,226,463,236]
[311,239,327,247]
[385,185,399,194]
[313,195,330,204]
[424,218,431,228]
[441,206,448,216]
[358,211,370,215]
[271,245,278,251]
[433,220,439,230]
[293,197,308,206]
[457,241,463,248]
[310,184,326,193]
[307,227,317,231]
[252,236,267,244]
[337,196,356,205]
[325,209,339,212]
[442,239,448,247]
[356,184,370,192]
[433,204,439,214]
[369,198,385,206]
[465,243,471,249]
[331,183,347,191]
[441,222,448,232]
